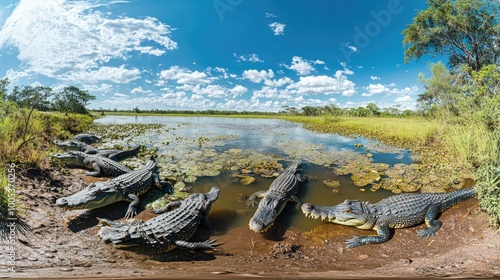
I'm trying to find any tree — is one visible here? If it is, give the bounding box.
[366,103,380,117]
[403,0,500,72]
[8,86,53,111]
[0,77,9,101]
[54,86,95,114]
[301,106,320,116]
[417,62,462,117]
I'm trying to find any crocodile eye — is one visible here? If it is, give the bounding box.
[91,189,102,196]
[343,207,352,213]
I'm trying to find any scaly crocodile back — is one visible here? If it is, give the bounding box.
[269,159,301,195]
[107,159,156,196]
[137,194,205,251]
[375,188,475,228]
[85,154,131,175]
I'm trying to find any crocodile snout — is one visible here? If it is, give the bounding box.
[301,203,314,213]
[56,197,68,207]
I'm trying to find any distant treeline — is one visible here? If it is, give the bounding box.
[95,103,420,118]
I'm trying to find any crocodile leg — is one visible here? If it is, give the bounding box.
[345,222,392,248]
[125,194,140,218]
[174,239,221,250]
[199,216,212,229]
[97,218,127,227]
[85,162,103,177]
[151,201,182,214]
[296,173,306,182]
[288,195,301,210]
[153,174,173,194]
[289,195,299,203]
[416,205,442,239]
[246,190,267,207]
[159,181,173,194]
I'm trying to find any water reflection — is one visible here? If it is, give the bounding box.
[95,116,411,165]
[95,116,409,233]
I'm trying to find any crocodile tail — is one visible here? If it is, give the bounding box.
[442,187,476,211]
[110,145,142,161]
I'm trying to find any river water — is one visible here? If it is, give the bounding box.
[94,115,412,233]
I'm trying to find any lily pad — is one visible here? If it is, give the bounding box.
[174,181,187,191]
[351,171,380,187]
[323,180,340,188]
[385,168,405,178]
[237,175,256,185]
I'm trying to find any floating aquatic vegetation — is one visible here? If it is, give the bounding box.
[87,116,450,210]
[323,180,340,188]
[236,175,256,185]
[351,171,381,187]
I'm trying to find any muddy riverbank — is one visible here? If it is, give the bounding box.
[5,167,500,279]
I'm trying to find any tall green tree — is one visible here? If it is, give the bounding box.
[54,86,95,114]
[417,62,462,118]
[366,103,380,117]
[403,0,500,71]
[0,77,9,101]
[8,85,53,111]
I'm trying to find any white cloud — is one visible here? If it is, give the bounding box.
[83,83,113,93]
[206,66,230,79]
[284,56,325,76]
[62,65,141,84]
[285,56,313,75]
[285,74,356,96]
[264,77,293,87]
[342,89,356,97]
[269,22,286,36]
[362,84,390,96]
[193,84,228,98]
[346,42,358,52]
[242,69,274,83]
[370,76,380,80]
[362,84,419,97]
[131,86,152,94]
[158,66,210,85]
[340,68,354,75]
[0,0,177,84]
[230,85,247,97]
[113,93,129,98]
[5,68,30,81]
[233,53,264,63]
[265,12,277,18]
[394,95,412,103]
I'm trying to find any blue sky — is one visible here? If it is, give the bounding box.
[0,0,433,112]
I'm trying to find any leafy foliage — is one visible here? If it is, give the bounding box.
[53,86,96,114]
[476,161,500,228]
[403,0,500,71]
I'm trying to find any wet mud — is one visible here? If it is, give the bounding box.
[6,167,500,279]
[5,116,500,278]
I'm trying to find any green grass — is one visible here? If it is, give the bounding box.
[0,108,94,168]
[282,116,440,149]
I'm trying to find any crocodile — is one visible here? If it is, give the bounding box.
[246,159,303,233]
[73,133,100,144]
[50,151,131,177]
[97,187,221,252]
[56,157,172,218]
[54,140,141,161]
[301,187,475,248]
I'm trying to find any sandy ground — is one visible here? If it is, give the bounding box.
[2,167,500,279]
